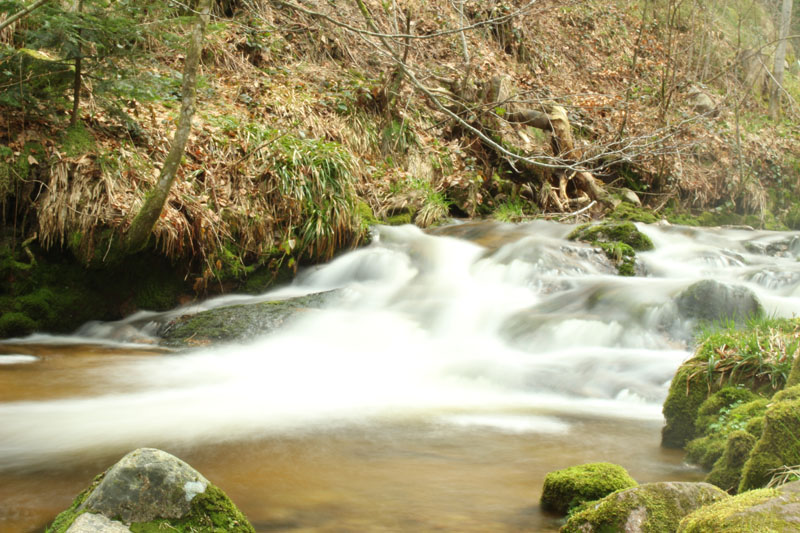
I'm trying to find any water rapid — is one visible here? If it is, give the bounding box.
[2,220,799,531]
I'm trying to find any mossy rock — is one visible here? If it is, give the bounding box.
[567,221,654,251]
[46,448,255,533]
[686,435,726,470]
[788,354,800,388]
[540,462,637,515]
[562,482,728,533]
[706,430,757,494]
[662,363,714,448]
[694,387,758,436]
[678,483,800,532]
[739,396,800,491]
[158,291,337,347]
[608,202,659,224]
[684,395,768,468]
[674,280,763,325]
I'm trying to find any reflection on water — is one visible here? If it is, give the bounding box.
[1,220,798,531]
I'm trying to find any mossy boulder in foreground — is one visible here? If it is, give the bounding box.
[738,390,800,492]
[47,448,255,533]
[678,481,800,532]
[540,462,637,515]
[706,430,758,494]
[562,482,728,533]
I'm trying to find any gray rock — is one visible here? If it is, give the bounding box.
[66,513,132,533]
[675,280,762,324]
[563,481,728,533]
[620,188,642,207]
[158,290,337,346]
[81,448,209,523]
[686,86,716,116]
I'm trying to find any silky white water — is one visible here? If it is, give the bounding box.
[1,220,799,531]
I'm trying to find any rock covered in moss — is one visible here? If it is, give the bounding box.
[158,290,337,346]
[540,462,637,515]
[568,221,654,251]
[738,393,800,491]
[706,430,758,494]
[788,353,800,388]
[684,394,767,470]
[47,448,255,533]
[678,481,800,532]
[674,280,762,325]
[661,363,715,449]
[562,482,728,533]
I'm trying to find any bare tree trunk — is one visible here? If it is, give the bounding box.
[124,0,212,253]
[769,0,793,119]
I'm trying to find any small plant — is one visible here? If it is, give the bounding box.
[493,198,531,223]
[689,317,800,391]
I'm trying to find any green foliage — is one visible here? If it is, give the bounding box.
[264,133,361,260]
[540,462,638,515]
[493,198,533,223]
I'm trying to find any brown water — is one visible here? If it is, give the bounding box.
[7,221,795,532]
[0,345,700,533]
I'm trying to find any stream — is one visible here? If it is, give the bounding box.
[2,220,800,532]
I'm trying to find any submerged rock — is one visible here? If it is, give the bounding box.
[674,280,762,324]
[158,290,337,346]
[678,481,800,532]
[562,481,728,533]
[47,448,255,533]
[540,462,637,515]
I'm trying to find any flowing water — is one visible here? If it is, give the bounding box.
[2,220,800,532]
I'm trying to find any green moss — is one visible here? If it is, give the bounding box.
[662,364,715,448]
[540,462,637,515]
[563,482,728,533]
[788,354,800,388]
[677,488,782,532]
[784,203,800,230]
[128,484,255,533]
[568,221,654,251]
[694,387,758,435]
[0,312,37,337]
[686,436,726,470]
[706,430,757,493]
[60,122,96,157]
[608,202,659,224]
[48,476,254,533]
[356,200,379,228]
[598,241,636,276]
[385,211,414,225]
[739,397,800,491]
[46,474,106,532]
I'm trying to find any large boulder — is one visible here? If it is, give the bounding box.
[678,481,800,532]
[562,482,728,533]
[674,280,762,325]
[739,388,800,491]
[47,448,255,533]
[540,462,637,515]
